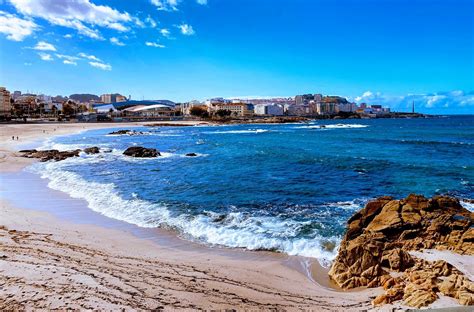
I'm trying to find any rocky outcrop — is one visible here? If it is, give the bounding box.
[108,130,144,136]
[329,194,473,308]
[123,146,159,158]
[83,147,100,154]
[185,153,198,157]
[20,149,81,162]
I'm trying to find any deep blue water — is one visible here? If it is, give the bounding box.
[29,116,474,264]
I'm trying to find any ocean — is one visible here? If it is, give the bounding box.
[28,115,474,265]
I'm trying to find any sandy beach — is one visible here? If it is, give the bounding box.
[0,121,384,310]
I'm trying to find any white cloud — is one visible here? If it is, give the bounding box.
[24,62,32,66]
[351,90,474,113]
[145,41,165,48]
[78,52,101,62]
[56,53,80,62]
[0,10,38,41]
[151,0,180,11]
[177,23,195,35]
[110,37,125,46]
[160,28,171,38]
[197,0,207,4]
[9,0,133,39]
[38,52,53,61]
[63,34,73,38]
[146,15,157,28]
[63,59,77,66]
[33,41,56,51]
[89,61,111,71]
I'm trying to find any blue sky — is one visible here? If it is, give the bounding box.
[0,0,472,113]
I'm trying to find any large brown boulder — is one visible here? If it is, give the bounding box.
[329,194,474,308]
[123,146,160,158]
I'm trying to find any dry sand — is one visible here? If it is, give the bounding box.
[0,121,381,310]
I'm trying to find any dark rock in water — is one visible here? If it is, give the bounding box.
[109,129,144,136]
[123,146,159,158]
[329,194,474,308]
[19,149,37,153]
[185,153,198,157]
[109,129,131,135]
[102,148,113,153]
[20,149,81,162]
[84,147,100,154]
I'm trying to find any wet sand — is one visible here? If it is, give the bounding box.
[0,122,380,310]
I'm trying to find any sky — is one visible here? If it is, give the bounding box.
[0,0,473,114]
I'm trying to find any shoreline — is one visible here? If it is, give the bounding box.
[0,121,379,310]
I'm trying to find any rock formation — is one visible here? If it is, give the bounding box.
[108,130,144,135]
[83,147,100,154]
[185,153,198,157]
[19,149,81,162]
[329,194,473,308]
[123,146,160,158]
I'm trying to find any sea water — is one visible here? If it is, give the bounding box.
[28,116,474,265]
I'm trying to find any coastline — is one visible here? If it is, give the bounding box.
[0,121,380,310]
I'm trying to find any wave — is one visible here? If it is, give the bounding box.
[205,129,269,134]
[296,124,369,130]
[460,200,474,212]
[27,159,351,266]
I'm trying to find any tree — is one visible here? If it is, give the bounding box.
[189,106,209,118]
[215,109,232,118]
[62,103,75,116]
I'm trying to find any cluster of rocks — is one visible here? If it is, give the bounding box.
[108,130,145,136]
[328,194,473,308]
[20,146,200,161]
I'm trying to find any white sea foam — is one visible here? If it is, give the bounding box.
[296,124,369,130]
[27,159,339,266]
[205,129,269,134]
[460,200,474,212]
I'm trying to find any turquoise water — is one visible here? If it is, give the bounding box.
[29,116,474,264]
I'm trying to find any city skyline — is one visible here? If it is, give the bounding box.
[0,0,473,114]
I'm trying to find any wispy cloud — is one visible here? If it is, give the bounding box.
[78,52,101,62]
[177,23,195,35]
[151,0,180,11]
[160,28,171,38]
[89,61,112,71]
[0,10,38,41]
[8,0,133,40]
[146,15,157,28]
[110,37,125,46]
[63,59,77,66]
[196,0,208,5]
[33,41,56,51]
[145,41,165,48]
[37,52,53,61]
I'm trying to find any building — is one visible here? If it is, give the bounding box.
[0,87,12,118]
[123,104,175,118]
[337,103,358,113]
[37,94,52,104]
[12,91,21,100]
[314,102,337,115]
[254,104,284,116]
[116,95,127,102]
[100,93,126,104]
[100,94,114,103]
[181,100,205,115]
[287,104,310,116]
[210,102,254,117]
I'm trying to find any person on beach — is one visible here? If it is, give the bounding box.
[16,136,19,140]
[12,136,14,140]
